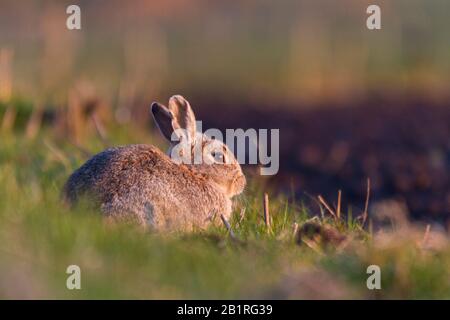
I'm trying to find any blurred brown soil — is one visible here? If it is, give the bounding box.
[195,96,450,223]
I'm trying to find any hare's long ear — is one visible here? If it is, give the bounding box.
[168,95,197,141]
[151,102,180,142]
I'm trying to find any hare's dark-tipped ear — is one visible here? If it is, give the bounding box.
[151,102,177,141]
[168,95,196,140]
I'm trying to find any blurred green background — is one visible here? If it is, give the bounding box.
[1,0,450,108]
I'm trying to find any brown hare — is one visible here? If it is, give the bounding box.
[63,95,246,231]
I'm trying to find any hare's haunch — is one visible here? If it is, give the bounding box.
[63,95,246,231]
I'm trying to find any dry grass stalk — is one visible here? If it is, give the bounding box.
[336,190,342,219]
[317,195,337,220]
[263,193,271,232]
[68,141,93,159]
[301,238,324,256]
[292,222,299,238]
[362,178,371,226]
[67,89,83,144]
[91,113,110,147]
[421,224,431,249]
[368,218,373,239]
[25,106,44,139]
[220,214,237,241]
[238,207,246,224]
[0,48,13,102]
[1,105,16,132]
[43,139,70,170]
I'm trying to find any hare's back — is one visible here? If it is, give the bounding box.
[64,144,173,203]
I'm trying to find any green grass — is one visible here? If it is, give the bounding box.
[0,130,449,299]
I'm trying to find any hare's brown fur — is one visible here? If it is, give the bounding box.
[63,95,245,231]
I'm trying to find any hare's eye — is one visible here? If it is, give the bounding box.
[211,151,224,162]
